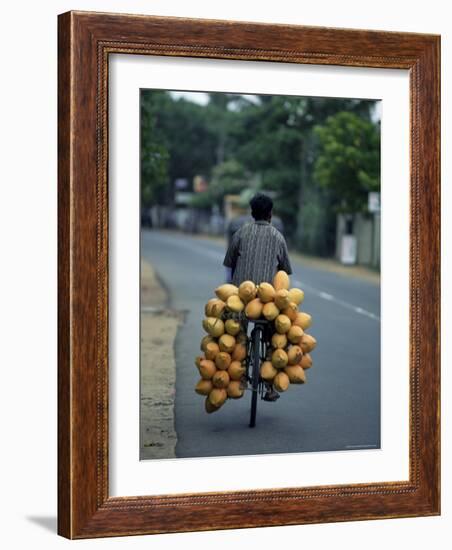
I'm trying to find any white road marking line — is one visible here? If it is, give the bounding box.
[293,279,380,322]
[141,306,161,313]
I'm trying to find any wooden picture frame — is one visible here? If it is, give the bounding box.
[58,10,440,539]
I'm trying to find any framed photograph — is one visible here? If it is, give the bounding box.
[58,11,440,539]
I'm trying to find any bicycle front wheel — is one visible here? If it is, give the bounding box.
[249,326,262,428]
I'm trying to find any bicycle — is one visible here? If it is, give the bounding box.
[222,311,274,427]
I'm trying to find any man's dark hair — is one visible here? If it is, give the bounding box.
[250,193,273,221]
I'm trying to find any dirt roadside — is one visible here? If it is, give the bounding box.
[140,260,183,460]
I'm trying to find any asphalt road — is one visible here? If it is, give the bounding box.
[141,229,380,458]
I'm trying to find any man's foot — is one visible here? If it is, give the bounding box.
[262,388,280,402]
[239,377,249,390]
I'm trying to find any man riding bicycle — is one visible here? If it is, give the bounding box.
[223,193,293,401]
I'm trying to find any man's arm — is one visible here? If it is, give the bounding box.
[223,230,240,278]
[278,237,293,275]
[224,266,233,284]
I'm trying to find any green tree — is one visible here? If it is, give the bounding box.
[230,95,376,248]
[232,96,303,232]
[313,111,380,213]
[140,91,170,207]
[140,91,218,207]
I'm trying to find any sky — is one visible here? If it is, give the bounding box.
[169,90,381,121]
[170,91,210,104]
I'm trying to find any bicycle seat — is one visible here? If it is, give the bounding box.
[249,318,273,326]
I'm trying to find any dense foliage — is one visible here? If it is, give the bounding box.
[140,90,380,255]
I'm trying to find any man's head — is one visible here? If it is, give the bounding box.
[250,193,273,221]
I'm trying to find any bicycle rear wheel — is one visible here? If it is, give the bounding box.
[249,326,262,428]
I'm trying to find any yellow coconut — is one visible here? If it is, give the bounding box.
[274,289,290,310]
[273,371,290,392]
[205,298,226,318]
[209,388,228,408]
[260,361,278,381]
[284,366,306,384]
[215,284,239,301]
[288,288,304,306]
[228,361,246,381]
[263,302,280,321]
[218,333,236,353]
[215,352,232,371]
[275,314,291,334]
[245,298,264,319]
[282,302,298,322]
[225,318,241,336]
[227,294,245,313]
[300,333,317,353]
[238,280,257,303]
[271,348,288,369]
[227,381,245,399]
[200,335,214,352]
[204,341,220,360]
[271,332,288,349]
[195,355,204,368]
[293,312,312,330]
[300,353,312,370]
[232,343,247,362]
[257,282,276,303]
[204,298,216,314]
[204,397,220,414]
[273,270,290,291]
[204,317,225,338]
[287,345,303,365]
[195,379,213,395]
[300,353,313,369]
[287,325,304,344]
[212,370,230,389]
[198,359,216,380]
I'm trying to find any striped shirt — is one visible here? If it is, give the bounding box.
[223,220,293,286]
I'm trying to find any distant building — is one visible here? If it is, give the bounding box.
[335,208,380,269]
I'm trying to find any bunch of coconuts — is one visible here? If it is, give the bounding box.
[195,270,316,414]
